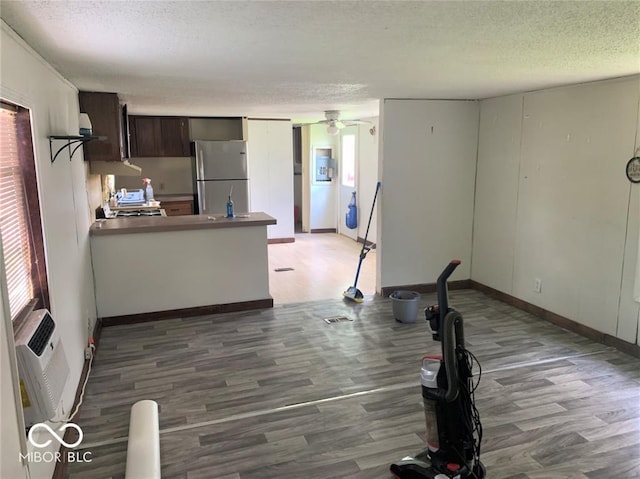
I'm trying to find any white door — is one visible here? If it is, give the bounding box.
[338,129,358,240]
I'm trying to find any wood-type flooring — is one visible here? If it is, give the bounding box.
[68,290,640,478]
[267,233,376,304]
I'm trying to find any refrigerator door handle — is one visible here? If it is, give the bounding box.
[198,149,205,180]
[197,181,206,214]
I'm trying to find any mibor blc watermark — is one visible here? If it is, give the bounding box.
[20,423,92,464]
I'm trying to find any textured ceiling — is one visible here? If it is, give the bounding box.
[1,1,639,123]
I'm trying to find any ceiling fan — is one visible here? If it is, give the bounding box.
[310,110,372,135]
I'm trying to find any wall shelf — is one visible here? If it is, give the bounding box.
[48,135,106,164]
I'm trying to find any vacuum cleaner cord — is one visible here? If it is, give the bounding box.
[451,347,483,479]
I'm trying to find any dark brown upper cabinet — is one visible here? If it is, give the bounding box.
[79,91,124,162]
[129,116,190,157]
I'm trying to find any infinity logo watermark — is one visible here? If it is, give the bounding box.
[28,423,83,448]
[20,423,92,464]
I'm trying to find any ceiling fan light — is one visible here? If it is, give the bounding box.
[327,124,339,136]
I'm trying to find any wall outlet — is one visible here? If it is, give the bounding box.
[534,278,542,293]
[84,347,93,360]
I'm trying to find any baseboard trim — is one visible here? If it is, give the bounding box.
[310,228,337,233]
[52,318,103,479]
[101,298,274,327]
[357,236,376,248]
[381,280,471,297]
[268,237,295,244]
[470,280,640,358]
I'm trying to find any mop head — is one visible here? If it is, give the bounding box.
[343,287,364,302]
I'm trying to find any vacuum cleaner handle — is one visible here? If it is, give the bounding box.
[429,261,466,402]
[429,310,463,403]
[436,259,460,319]
[428,260,461,340]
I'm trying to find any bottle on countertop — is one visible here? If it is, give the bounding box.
[226,186,234,218]
[143,177,154,202]
[226,195,234,218]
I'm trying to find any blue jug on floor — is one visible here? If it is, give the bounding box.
[346,191,357,229]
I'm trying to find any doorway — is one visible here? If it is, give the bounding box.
[337,127,358,241]
[292,126,303,232]
[272,121,379,305]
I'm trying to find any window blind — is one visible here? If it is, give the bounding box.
[0,106,34,319]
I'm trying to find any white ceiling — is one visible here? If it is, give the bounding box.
[1,1,639,123]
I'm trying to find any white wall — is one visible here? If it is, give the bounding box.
[1,21,98,478]
[92,226,271,317]
[116,156,195,195]
[378,100,479,288]
[357,118,379,243]
[247,120,295,239]
[620,174,640,344]
[471,95,522,293]
[630,104,640,346]
[472,76,640,342]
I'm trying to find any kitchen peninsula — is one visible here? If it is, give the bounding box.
[90,212,276,324]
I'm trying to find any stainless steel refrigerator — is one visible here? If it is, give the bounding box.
[194,140,249,214]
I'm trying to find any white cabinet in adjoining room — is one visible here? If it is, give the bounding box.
[247,120,294,241]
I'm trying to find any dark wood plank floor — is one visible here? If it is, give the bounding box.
[68,290,640,478]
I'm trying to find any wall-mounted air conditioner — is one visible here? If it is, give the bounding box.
[14,309,70,426]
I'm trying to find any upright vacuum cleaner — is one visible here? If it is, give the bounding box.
[343,182,381,303]
[390,260,485,479]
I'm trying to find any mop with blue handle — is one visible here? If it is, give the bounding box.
[343,182,381,302]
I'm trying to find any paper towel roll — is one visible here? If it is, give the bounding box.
[125,400,161,479]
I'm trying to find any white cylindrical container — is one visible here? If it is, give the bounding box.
[421,356,440,389]
[79,113,93,137]
[421,355,441,451]
[125,399,161,479]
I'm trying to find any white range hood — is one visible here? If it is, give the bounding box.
[89,160,142,176]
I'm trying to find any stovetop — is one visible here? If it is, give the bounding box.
[115,209,166,217]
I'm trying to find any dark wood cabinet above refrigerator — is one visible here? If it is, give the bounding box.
[189,117,247,141]
[128,116,190,157]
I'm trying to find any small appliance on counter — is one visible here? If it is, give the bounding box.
[114,209,166,218]
[96,189,166,220]
[117,189,146,206]
[99,202,166,219]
